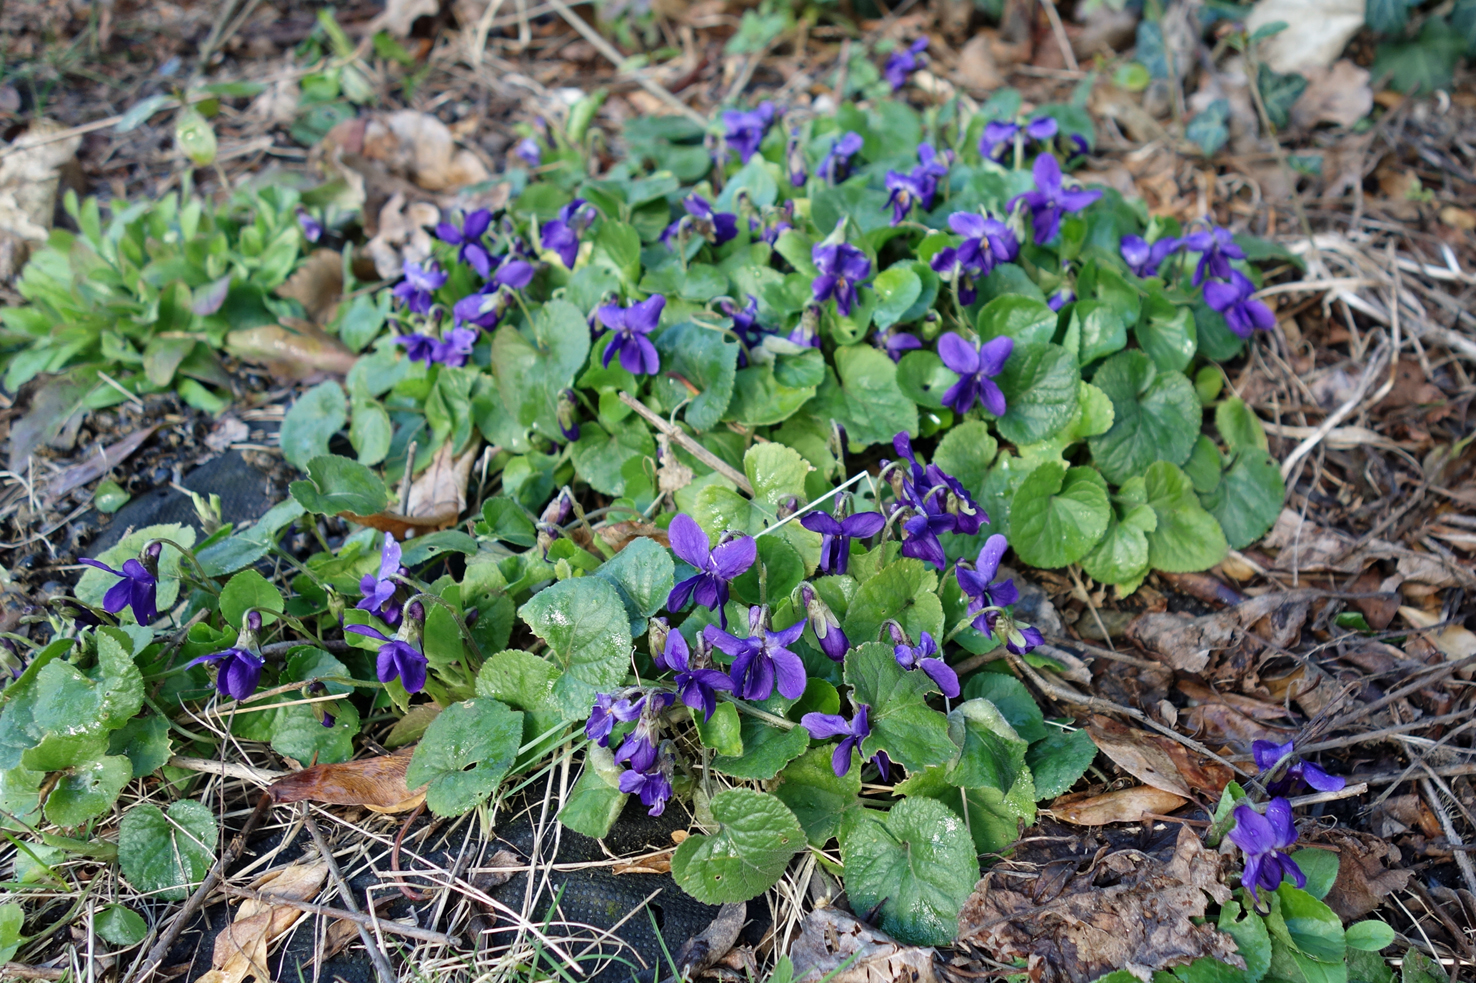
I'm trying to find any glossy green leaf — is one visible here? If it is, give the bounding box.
[1088,351,1201,485]
[290,454,390,516]
[280,381,347,469]
[810,345,918,449]
[1142,462,1229,572]
[519,577,633,715]
[1026,728,1098,798]
[845,642,956,773]
[406,698,524,817]
[671,789,804,903]
[119,800,217,901]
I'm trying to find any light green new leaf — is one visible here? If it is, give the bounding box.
[1142,462,1228,572]
[519,577,633,715]
[1010,464,1111,569]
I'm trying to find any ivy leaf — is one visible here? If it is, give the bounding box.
[1372,21,1465,94]
[842,559,944,649]
[492,299,592,441]
[1088,350,1201,485]
[1026,728,1098,798]
[671,789,804,903]
[290,455,390,517]
[1202,449,1285,549]
[773,745,862,846]
[280,381,347,469]
[840,798,980,946]
[845,642,956,773]
[519,577,633,716]
[1142,462,1229,572]
[406,698,524,817]
[995,343,1079,445]
[1009,464,1111,568]
[119,800,217,901]
[945,698,1027,791]
[655,321,739,432]
[961,672,1047,742]
[977,295,1057,346]
[45,754,133,826]
[810,345,919,449]
[1257,64,1308,130]
[1186,99,1230,156]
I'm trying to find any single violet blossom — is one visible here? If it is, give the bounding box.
[786,128,808,186]
[892,629,959,697]
[957,534,1020,622]
[1008,153,1102,245]
[930,211,1018,304]
[1229,798,1305,906]
[1047,289,1074,312]
[666,513,756,626]
[1120,234,1181,278]
[706,606,807,702]
[883,37,929,91]
[980,608,1044,655]
[1182,225,1245,286]
[722,102,776,163]
[662,194,738,248]
[800,705,872,778]
[586,692,645,746]
[1252,741,1346,797]
[344,607,429,695]
[938,333,1013,417]
[357,533,404,626]
[297,208,324,243]
[391,260,447,316]
[435,209,494,277]
[978,115,1057,161]
[80,542,161,624]
[1204,270,1276,338]
[877,328,922,362]
[614,692,674,773]
[801,509,885,576]
[884,168,930,226]
[556,388,581,442]
[812,241,871,316]
[619,743,675,816]
[597,294,665,375]
[542,199,594,269]
[899,495,955,570]
[661,629,733,722]
[514,137,542,168]
[817,132,863,183]
[186,646,264,701]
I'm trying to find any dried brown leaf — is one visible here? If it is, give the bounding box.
[1050,786,1189,825]
[1087,717,1196,798]
[197,863,328,983]
[1290,61,1372,129]
[42,426,157,499]
[225,321,356,379]
[791,906,939,983]
[276,249,344,323]
[1311,829,1412,921]
[958,825,1236,983]
[267,747,426,814]
[343,440,481,537]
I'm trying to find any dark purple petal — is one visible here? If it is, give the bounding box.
[709,535,757,580]
[937,332,980,375]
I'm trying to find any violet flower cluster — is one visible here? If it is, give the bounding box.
[1117,221,1275,339]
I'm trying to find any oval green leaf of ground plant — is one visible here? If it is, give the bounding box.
[95,904,148,947]
[290,454,390,516]
[962,672,1047,742]
[1142,461,1228,572]
[519,576,633,716]
[406,698,523,817]
[1274,884,1347,963]
[873,264,922,330]
[1087,350,1201,485]
[654,321,739,432]
[280,381,347,470]
[844,642,956,773]
[994,342,1079,446]
[1201,449,1285,550]
[896,350,954,410]
[944,698,1027,791]
[558,747,627,839]
[712,710,809,780]
[1009,463,1111,569]
[841,559,943,650]
[773,744,862,847]
[932,420,998,493]
[1218,899,1272,983]
[811,345,918,449]
[492,298,592,440]
[1289,848,1340,900]
[0,903,21,964]
[1343,920,1396,952]
[840,797,980,947]
[671,788,804,904]
[119,800,218,901]
[1026,728,1098,798]
[219,569,284,628]
[44,754,132,826]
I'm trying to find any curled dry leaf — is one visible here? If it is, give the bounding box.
[344,439,482,537]
[1290,61,1372,129]
[197,863,329,983]
[0,120,82,245]
[1244,0,1363,73]
[1310,828,1412,921]
[612,851,674,875]
[363,112,490,193]
[957,825,1236,983]
[1050,786,1189,826]
[225,319,357,380]
[791,905,940,983]
[42,426,157,500]
[1399,606,1476,662]
[365,193,441,280]
[673,901,746,979]
[1087,716,1233,798]
[267,747,426,814]
[276,249,344,323]
[1126,590,1316,677]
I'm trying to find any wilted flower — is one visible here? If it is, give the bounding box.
[1007,153,1102,245]
[817,131,864,183]
[391,260,447,315]
[722,102,776,163]
[800,705,872,777]
[1120,234,1181,278]
[938,333,1013,417]
[812,241,871,316]
[890,626,958,697]
[979,608,1044,656]
[1182,224,1245,286]
[883,37,929,91]
[1228,798,1305,905]
[1204,270,1276,338]
[801,508,885,576]
[666,513,756,627]
[435,209,494,277]
[80,541,162,625]
[1252,741,1346,797]
[597,294,664,375]
[786,128,808,186]
[358,533,404,626]
[614,692,675,773]
[706,606,807,702]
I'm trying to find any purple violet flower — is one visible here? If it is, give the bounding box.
[980,609,1044,655]
[884,169,930,226]
[186,646,264,701]
[542,199,594,269]
[889,433,985,534]
[956,534,1019,625]
[344,622,429,694]
[586,691,645,746]
[978,115,1057,161]
[899,496,955,570]
[877,328,922,362]
[800,705,872,778]
[786,128,808,186]
[358,533,404,626]
[883,37,929,91]
[619,742,674,816]
[435,209,494,277]
[1008,153,1102,245]
[1181,225,1245,286]
[1048,289,1074,311]
[892,629,959,697]
[515,137,542,168]
[1204,270,1276,338]
[597,294,664,375]
[663,194,738,248]
[938,333,1013,417]
[297,208,324,243]
[722,102,776,164]
[661,629,734,722]
[1229,798,1305,906]
[1121,234,1182,278]
[666,513,756,626]
[801,509,885,576]
[706,606,808,702]
[812,241,871,316]
[930,211,1018,305]
[1252,741,1346,797]
[79,542,161,624]
[613,692,674,775]
[391,260,447,316]
[818,132,863,183]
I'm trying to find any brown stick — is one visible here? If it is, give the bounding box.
[216,886,458,946]
[3,965,67,981]
[619,392,755,495]
[304,811,398,983]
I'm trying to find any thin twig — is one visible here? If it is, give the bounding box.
[1037,0,1079,72]
[216,885,459,945]
[1421,775,1476,897]
[304,812,398,983]
[1286,782,1368,808]
[618,392,753,494]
